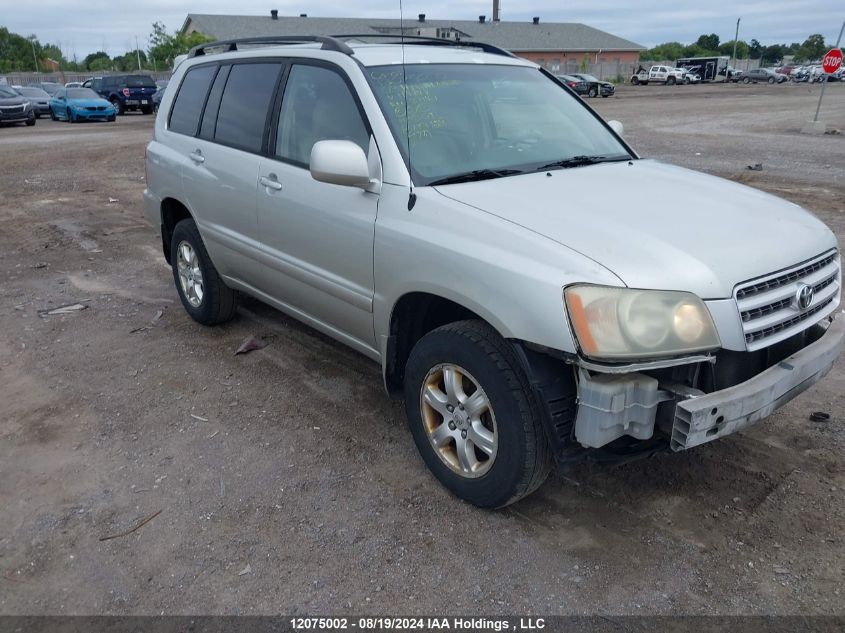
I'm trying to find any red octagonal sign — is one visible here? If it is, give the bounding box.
[822,48,843,74]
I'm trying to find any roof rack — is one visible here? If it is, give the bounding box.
[331,34,516,58]
[187,34,516,60]
[188,36,354,58]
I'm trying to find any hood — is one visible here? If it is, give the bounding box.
[68,98,112,107]
[434,159,837,298]
[0,95,27,106]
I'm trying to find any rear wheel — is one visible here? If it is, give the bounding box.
[631,76,640,85]
[170,219,237,326]
[743,77,751,84]
[404,320,553,508]
[588,86,598,98]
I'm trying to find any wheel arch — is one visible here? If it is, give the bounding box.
[160,198,194,264]
[384,291,500,398]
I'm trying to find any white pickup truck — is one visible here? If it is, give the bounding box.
[631,65,687,85]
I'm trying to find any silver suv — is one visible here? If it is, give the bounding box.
[144,36,843,508]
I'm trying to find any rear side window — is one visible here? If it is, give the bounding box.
[169,65,217,137]
[214,62,282,153]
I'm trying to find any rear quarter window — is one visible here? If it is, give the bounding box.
[168,64,217,137]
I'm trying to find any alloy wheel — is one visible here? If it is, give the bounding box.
[420,363,497,478]
[176,240,204,307]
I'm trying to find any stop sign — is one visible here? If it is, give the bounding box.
[822,48,843,74]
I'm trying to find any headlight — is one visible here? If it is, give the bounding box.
[564,285,720,360]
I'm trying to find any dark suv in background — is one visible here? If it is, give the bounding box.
[83,74,157,115]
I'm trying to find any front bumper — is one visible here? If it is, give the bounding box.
[75,109,115,121]
[572,316,844,450]
[670,316,844,450]
[0,109,33,123]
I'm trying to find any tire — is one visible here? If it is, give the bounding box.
[110,98,124,116]
[768,77,775,84]
[66,108,74,123]
[667,76,676,85]
[50,109,57,121]
[743,77,751,84]
[403,320,553,508]
[684,77,691,85]
[631,76,640,85]
[26,117,35,127]
[588,86,598,98]
[170,219,236,326]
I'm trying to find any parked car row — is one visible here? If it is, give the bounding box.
[1,74,168,127]
[630,65,701,85]
[556,73,615,98]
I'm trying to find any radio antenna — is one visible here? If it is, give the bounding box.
[399,0,416,210]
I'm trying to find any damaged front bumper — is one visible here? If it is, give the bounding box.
[669,316,844,450]
[573,316,844,451]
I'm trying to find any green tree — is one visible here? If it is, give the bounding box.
[0,27,39,72]
[640,41,685,61]
[148,21,213,69]
[696,33,720,51]
[793,34,825,62]
[748,39,762,59]
[113,49,147,71]
[761,44,785,65]
[84,50,110,70]
[719,40,749,59]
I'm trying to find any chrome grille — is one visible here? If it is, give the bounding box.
[735,250,841,351]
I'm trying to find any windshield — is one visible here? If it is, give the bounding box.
[0,87,18,98]
[126,75,155,87]
[367,64,630,186]
[68,88,99,100]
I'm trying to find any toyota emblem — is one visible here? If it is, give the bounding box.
[796,284,814,311]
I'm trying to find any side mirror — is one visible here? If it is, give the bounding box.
[608,120,624,136]
[310,140,372,188]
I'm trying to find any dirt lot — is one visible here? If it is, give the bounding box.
[1,82,844,616]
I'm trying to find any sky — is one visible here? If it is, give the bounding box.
[3,1,844,60]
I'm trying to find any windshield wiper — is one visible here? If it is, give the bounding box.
[428,168,524,187]
[537,155,631,171]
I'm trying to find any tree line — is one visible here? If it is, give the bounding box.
[0,22,212,74]
[641,33,828,64]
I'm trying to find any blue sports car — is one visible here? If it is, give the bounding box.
[49,87,116,123]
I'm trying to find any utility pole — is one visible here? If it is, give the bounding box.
[136,36,142,70]
[731,18,740,74]
[29,36,39,73]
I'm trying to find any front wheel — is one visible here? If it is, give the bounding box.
[111,98,124,116]
[588,86,598,98]
[768,77,775,84]
[50,109,57,121]
[66,108,74,123]
[170,219,237,325]
[631,76,640,85]
[404,320,553,508]
[667,76,676,85]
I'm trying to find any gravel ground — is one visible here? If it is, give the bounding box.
[1,82,844,616]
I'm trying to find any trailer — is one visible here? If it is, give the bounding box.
[675,56,731,82]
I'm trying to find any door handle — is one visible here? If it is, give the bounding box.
[189,150,204,164]
[259,175,283,191]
